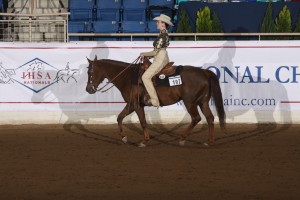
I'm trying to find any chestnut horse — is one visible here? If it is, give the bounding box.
[86,56,226,147]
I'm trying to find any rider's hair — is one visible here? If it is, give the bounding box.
[163,22,170,30]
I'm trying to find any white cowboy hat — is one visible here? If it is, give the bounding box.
[153,14,174,26]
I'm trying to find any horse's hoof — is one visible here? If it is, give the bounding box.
[138,142,146,148]
[179,140,186,146]
[121,136,128,144]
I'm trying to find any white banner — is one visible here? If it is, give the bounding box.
[0,41,299,123]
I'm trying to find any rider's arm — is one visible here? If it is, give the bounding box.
[140,30,169,57]
[140,50,156,57]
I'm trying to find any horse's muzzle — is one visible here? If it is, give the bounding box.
[86,83,97,94]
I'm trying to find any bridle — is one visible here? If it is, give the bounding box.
[88,60,99,93]
[88,56,141,93]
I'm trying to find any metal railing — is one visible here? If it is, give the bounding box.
[67,32,300,41]
[1,11,300,43]
[0,13,69,42]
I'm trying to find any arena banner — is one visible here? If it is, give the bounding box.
[0,41,299,124]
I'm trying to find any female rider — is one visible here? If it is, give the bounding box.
[140,14,174,107]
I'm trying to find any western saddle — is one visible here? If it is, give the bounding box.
[139,57,177,105]
[141,57,176,77]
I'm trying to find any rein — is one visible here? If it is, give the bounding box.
[90,56,141,93]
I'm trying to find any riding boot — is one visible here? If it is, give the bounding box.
[143,93,152,106]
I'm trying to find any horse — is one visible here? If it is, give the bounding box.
[86,56,226,147]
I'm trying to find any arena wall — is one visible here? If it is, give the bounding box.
[0,41,299,124]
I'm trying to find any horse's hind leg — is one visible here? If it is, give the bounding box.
[117,104,134,143]
[199,102,215,143]
[180,103,201,146]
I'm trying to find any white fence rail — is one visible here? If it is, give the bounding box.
[0,41,299,124]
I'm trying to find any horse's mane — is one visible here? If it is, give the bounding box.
[99,59,130,67]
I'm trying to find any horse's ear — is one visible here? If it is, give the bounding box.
[87,57,91,63]
[94,55,97,61]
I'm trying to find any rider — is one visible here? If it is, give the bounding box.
[140,14,174,107]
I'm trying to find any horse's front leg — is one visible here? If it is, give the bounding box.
[135,106,150,147]
[117,104,134,143]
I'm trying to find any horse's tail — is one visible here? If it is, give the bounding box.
[209,71,226,131]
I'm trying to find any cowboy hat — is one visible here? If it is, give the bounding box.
[153,14,174,26]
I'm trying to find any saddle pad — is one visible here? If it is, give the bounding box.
[132,66,183,87]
